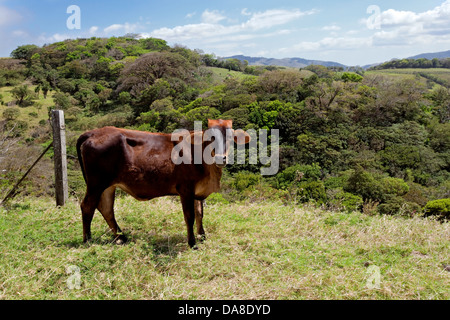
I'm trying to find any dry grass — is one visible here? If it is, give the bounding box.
[0,196,448,300]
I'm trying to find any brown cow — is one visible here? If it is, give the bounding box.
[76,119,251,248]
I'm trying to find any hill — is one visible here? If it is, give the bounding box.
[223,55,347,69]
[408,50,450,60]
[367,68,450,88]
[1,36,449,220]
[365,49,450,70]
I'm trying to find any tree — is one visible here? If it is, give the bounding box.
[10,45,39,60]
[117,51,195,97]
[2,107,20,121]
[424,198,450,219]
[11,85,34,106]
[53,92,72,110]
[304,65,333,78]
[139,38,169,51]
[258,69,304,102]
[341,72,363,82]
[429,86,450,123]
[183,106,221,129]
[344,167,382,201]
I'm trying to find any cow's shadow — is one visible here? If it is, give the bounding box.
[138,232,189,259]
[60,231,189,264]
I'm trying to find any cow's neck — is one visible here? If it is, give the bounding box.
[194,164,223,198]
[207,164,222,191]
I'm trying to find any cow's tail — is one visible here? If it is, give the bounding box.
[76,133,90,184]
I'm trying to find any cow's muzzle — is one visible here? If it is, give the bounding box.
[215,155,227,168]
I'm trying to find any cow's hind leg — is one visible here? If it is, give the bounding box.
[81,190,101,243]
[97,186,127,245]
[180,195,197,249]
[194,200,206,242]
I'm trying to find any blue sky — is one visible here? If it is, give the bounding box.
[1,0,450,65]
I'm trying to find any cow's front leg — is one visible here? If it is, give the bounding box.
[180,195,197,249]
[194,200,206,242]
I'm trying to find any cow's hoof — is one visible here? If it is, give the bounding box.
[191,244,199,250]
[114,234,127,245]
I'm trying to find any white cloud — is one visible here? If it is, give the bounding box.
[359,0,450,32]
[242,9,316,31]
[38,33,72,44]
[150,8,315,43]
[0,5,21,26]
[241,8,251,16]
[104,22,139,35]
[364,1,450,47]
[89,26,99,35]
[284,36,372,54]
[379,9,418,26]
[322,24,341,31]
[282,0,450,62]
[104,24,123,33]
[12,30,28,38]
[201,9,226,24]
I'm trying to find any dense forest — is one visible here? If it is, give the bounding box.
[0,36,449,219]
[370,57,450,70]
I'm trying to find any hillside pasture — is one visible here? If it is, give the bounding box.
[0,196,448,300]
[367,68,450,87]
[0,84,55,131]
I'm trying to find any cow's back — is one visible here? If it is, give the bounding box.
[77,127,179,199]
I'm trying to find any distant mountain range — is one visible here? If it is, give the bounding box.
[407,50,450,60]
[223,50,450,70]
[222,55,347,69]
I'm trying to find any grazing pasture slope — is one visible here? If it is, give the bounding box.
[0,196,448,300]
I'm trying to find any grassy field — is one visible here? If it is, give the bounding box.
[367,68,450,87]
[0,85,55,131]
[0,196,448,300]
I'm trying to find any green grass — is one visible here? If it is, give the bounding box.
[208,67,252,84]
[367,68,450,86]
[0,84,55,130]
[0,196,448,300]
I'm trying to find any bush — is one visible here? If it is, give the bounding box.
[381,177,409,198]
[327,189,363,212]
[423,198,450,220]
[378,196,422,216]
[297,180,327,204]
[276,163,322,189]
[344,167,383,201]
[341,72,363,82]
[4,120,28,137]
[206,192,229,204]
[53,92,72,110]
[2,107,20,121]
[233,171,261,192]
[11,85,34,107]
[324,171,352,189]
[243,183,290,203]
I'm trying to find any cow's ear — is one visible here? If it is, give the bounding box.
[187,131,204,145]
[234,129,251,145]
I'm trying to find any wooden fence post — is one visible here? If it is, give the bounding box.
[51,110,68,206]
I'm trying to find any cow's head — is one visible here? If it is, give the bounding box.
[181,119,251,168]
[186,119,250,168]
[207,119,251,168]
